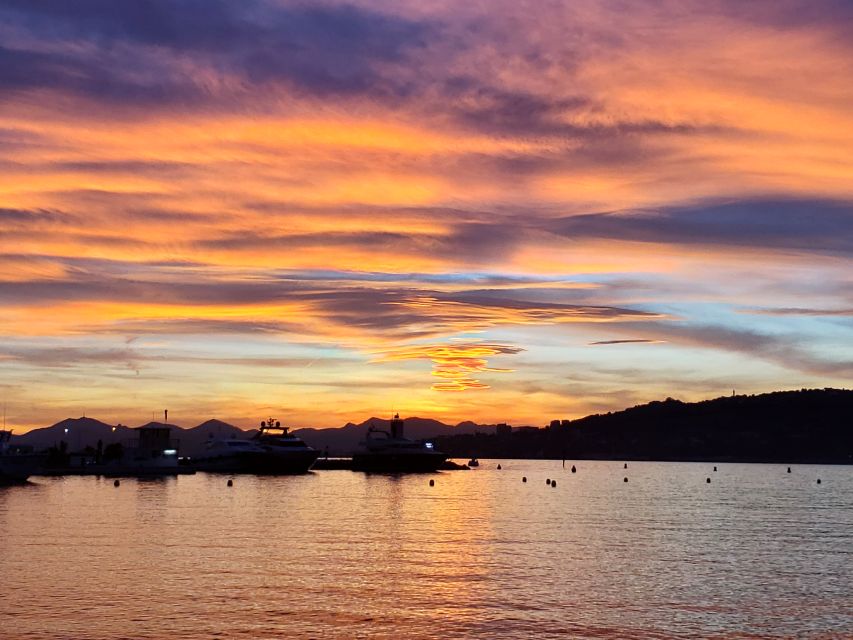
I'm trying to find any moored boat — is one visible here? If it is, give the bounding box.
[351,414,447,473]
[0,429,44,484]
[194,418,319,474]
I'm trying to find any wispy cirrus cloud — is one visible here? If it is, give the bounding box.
[548,198,853,256]
[0,277,661,352]
[0,342,358,371]
[607,321,853,379]
[0,0,435,106]
[588,339,664,346]
[743,307,853,317]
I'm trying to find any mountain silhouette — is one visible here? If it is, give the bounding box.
[11,417,247,457]
[179,420,247,456]
[292,417,498,455]
[13,417,134,448]
[13,389,850,462]
[10,415,498,457]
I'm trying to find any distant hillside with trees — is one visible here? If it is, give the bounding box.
[434,389,853,464]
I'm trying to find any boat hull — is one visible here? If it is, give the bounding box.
[351,452,447,473]
[0,455,43,484]
[194,449,320,474]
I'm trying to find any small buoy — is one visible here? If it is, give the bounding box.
[429,479,435,487]
[623,477,628,483]
[624,463,628,469]
[571,465,576,473]
[706,478,711,484]
[551,480,556,487]
[227,479,233,487]
[817,479,821,484]
[713,466,717,472]
[522,476,527,482]
[113,479,120,487]
[787,467,791,473]
[497,464,502,470]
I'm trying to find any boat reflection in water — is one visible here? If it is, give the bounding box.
[352,414,447,472]
[194,418,319,474]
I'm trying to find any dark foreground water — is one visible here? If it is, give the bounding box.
[1,461,851,639]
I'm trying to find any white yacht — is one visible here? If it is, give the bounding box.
[0,429,44,483]
[351,414,447,472]
[195,418,319,474]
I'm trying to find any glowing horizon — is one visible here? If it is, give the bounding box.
[1,0,852,432]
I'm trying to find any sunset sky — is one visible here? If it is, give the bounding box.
[1,0,852,431]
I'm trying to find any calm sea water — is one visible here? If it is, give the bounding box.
[1,461,851,639]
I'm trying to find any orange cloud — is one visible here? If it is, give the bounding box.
[374,343,523,391]
[1,0,852,430]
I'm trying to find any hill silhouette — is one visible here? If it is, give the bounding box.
[13,417,136,448]
[11,417,247,457]
[11,389,852,462]
[10,415,499,457]
[434,389,853,463]
[292,417,498,455]
[179,420,246,456]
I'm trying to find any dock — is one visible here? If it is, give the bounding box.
[36,465,195,477]
[312,457,354,470]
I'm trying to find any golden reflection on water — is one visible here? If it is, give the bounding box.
[1,462,851,639]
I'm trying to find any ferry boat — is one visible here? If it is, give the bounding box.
[0,429,44,484]
[194,418,319,474]
[351,414,447,472]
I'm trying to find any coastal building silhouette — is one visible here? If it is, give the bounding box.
[126,425,179,463]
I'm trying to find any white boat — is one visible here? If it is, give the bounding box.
[351,414,447,472]
[194,418,319,474]
[0,429,44,484]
